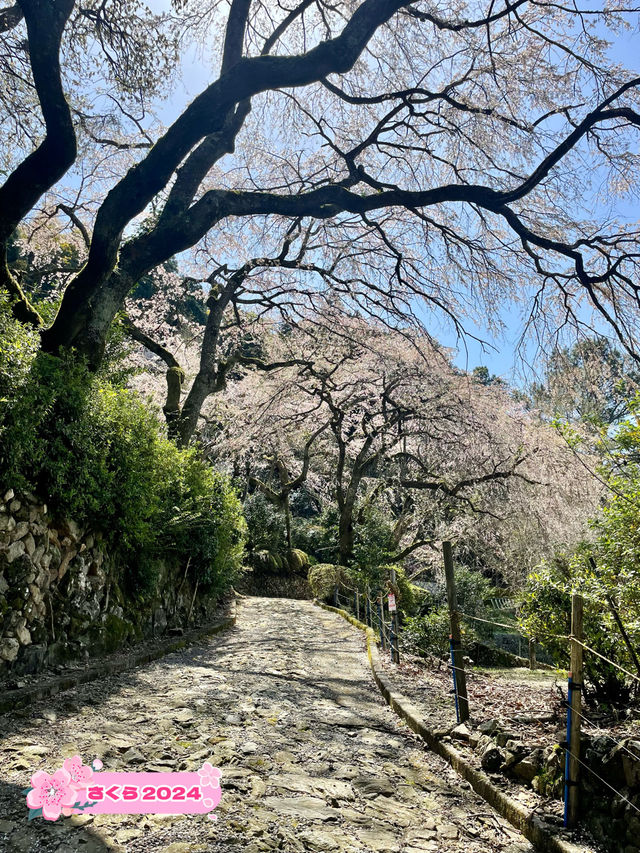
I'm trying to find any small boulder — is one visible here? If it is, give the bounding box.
[62,519,82,542]
[0,637,19,662]
[512,752,542,783]
[496,731,516,747]
[478,718,501,735]
[23,533,36,556]
[12,521,29,540]
[15,618,31,646]
[6,540,25,563]
[480,744,504,772]
[504,741,528,769]
[451,723,472,742]
[618,740,640,788]
[15,643,46,674]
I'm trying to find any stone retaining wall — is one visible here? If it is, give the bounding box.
[235,569,312,600]
[0,489,220,676]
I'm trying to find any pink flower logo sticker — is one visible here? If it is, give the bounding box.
[198,761,222,820]
[198,762,221,790]
[26,769,77,821]
[59,755,95,815]
[24,754,222,821]
[63,755,94,791]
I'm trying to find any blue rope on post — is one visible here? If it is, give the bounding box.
[334,585,338,607]
[389,619,395,662]
[563,673,574,828]
[449,635,460,723]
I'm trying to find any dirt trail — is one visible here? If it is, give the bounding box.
[0,597,534,852]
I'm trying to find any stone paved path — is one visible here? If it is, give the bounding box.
[0,598,535,852]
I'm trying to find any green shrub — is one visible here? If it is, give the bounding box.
[291,507,339,564]
[0,326,245,599]
[519,551,634,702]
[518,405,640,702]
[352,507,396,571]
[348,563,425,617]
[308,563,353,600]
[0,292,39,404]
[287,547,310,574]
[2,353,167,549]
[159,462,246,594]
[403,609,451,657]
[291,518,334,563]
[386,565,425,616]
[402,566,497,656]
[244,492,286,552]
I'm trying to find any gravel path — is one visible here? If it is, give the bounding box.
[0,597,535,853]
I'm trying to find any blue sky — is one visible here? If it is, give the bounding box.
[147,1,639,385]
[448,27,640,382]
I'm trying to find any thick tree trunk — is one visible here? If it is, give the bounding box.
[175,373,211,447]
[283,495,293,551]
[0,0,76,247]
[0,0,76,326]
[338,499,356,566]
[40,265,133,366]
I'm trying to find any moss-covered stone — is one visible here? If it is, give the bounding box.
[30,620,47,644]
[253,550,280,573]
[102,613,134,653]
[45,640,71,666]
[69,615,90,637]
[287,549,309,574]
[308,564,352,601]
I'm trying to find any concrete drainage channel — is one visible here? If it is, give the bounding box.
[0,598,237,715]
[314,599,591,853]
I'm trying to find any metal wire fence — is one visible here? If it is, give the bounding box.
[326,572,639,837]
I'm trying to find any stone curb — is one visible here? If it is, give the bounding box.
[314,599,588,853]
[1,597,237,715]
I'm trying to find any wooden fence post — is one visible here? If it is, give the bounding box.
[567,593,583,827]
[529,639,537,671]
[443,541,469,722]
[377,594,386,650]
[389,568,400,664]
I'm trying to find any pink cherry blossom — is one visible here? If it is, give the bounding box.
[62,755,94,790]
[197,761,221,789]
[26,769,77,821]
